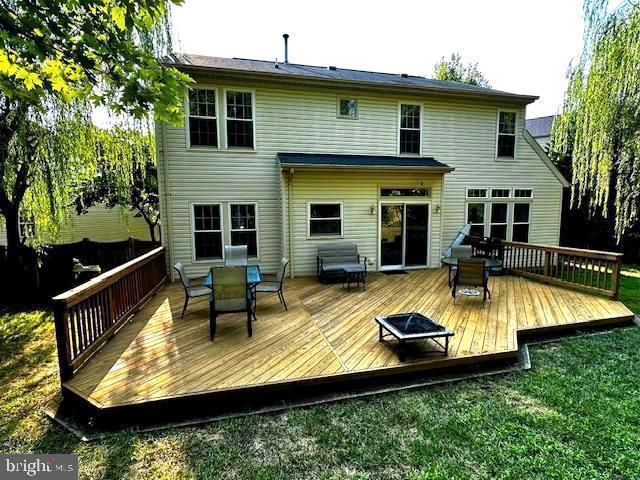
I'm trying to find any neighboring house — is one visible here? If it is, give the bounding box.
[0,205,155,246]
[157,54,568,279]
[526,115,554,150]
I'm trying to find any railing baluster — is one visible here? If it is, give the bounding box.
[499,241,623,299]
[52,247,167,384]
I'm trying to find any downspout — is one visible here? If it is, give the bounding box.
[288,168,295,278]
[160,121,174,280]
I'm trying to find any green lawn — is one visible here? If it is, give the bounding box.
[1,268,638,480]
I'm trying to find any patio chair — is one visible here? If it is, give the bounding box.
[209,266,255,339]
[174,262,211,318]
[256,257,290,311]
[224,245,248,266]
[447,245,473,287]
[452,258,491,305]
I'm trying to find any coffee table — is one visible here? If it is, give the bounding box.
[341,264,366,291]
[375,312,454,361]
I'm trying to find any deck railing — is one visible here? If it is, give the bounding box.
[501,241,623,299]
[52,246,167,382]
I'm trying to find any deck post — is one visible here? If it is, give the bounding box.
[53,300,73,383]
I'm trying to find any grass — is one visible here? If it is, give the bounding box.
[0,267,638,480]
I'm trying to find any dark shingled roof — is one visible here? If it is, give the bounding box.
[277,153,453,170]
[526,115,555,137]
[165,53,538,103]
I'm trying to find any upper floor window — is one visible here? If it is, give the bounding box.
[338,98,358,118]
[226,91,254,149]
[188,89,218,147]
[399,104,421,154]
[497,111,516,158]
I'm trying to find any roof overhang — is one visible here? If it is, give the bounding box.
[278,153,455,173]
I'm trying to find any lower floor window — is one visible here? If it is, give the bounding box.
[512,203,530,242]
[192,202,259,260]
[466,201,531,242]
[308,202,343,237]
[230,203,258,256]
[467,203,486,238]
[490,203,508,240]
[193,204,223,260]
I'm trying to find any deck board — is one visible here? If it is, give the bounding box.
[65,268,634,408]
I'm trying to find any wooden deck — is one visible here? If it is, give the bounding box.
[64,268,634,413]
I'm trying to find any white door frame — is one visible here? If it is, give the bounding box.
[377,200,431,271]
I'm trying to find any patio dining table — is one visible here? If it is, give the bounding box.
[203,264,262,288]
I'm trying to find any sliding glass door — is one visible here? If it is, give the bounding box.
[380,203,429,270]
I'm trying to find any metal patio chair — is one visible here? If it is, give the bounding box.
[224,245,248,267]
[209,266,255,339]
[452,258,491,305]
[256,257,290,311]
[174,262,212,318]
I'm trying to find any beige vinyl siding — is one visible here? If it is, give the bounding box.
[0,206,153,246]
[285,170,443,276]
[159,78,565,279]
[429,104,563,247]
[54,206,153,243]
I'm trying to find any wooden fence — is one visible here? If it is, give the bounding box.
[52,247,167,382]
[501,241,623,299]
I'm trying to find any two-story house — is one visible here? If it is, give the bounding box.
[156,53,568,279]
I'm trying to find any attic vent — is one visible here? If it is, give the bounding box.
[400,73,408,78]
[328,66,337,71]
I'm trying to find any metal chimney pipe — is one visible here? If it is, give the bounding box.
[283,34,289,64]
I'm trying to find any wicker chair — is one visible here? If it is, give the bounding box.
[452,258,491,305]
[174,262,211,318]
[209,266,255,339]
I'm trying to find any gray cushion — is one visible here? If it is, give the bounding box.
[256,282,280,292]
[321,261,362,271]
[187,286,211,297]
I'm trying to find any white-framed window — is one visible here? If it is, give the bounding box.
[491,188,511,198]
[466,188,488,199]
[225,90,254,149]
[466,203,487,238]
[380,187,430,197]
[497,111,516,158]
[187,88,218,148]
[308,202,343,237]
[191,204,223,261]
[512,203,531,242]
[514,188,533,198]
[399,103,421,155]
[338,97,358,119]
[229,203,258,257]
[489,202,509,240]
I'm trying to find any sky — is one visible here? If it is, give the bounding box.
[171,0,590,119]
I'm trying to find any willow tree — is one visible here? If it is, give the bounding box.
[551,0,640,241]
[74,128,160,242]
[0,0,191,265]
